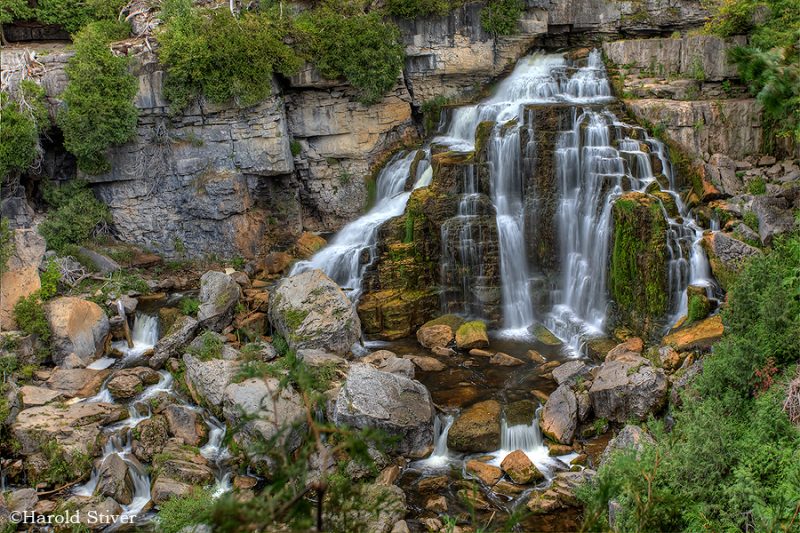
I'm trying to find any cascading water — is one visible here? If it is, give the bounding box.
[290,149,432,300]
[90,313,160,370]
[200,415,234,498]
[416,413,455,469]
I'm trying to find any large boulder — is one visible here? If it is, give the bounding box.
[334,363,434,457]
[455,320,489,350]
[197,271,241,331]
[589,355,668,423]
[0,229,45,330]
[46,297,110,365]
[95,454,134,505]
[106,367,160,400]
[415,315,463,349]
[149,315,198,369]
[751,195,796,245]
[701,232,760,290]
[222,377,306,453]
[182,353,239,411]
[540,384,578,444]
[46,368,110,398]
[269,269,361,356]
[662,315,724,352]
[163,404,207,446]
[447,399,501,452]
[501,450,545,484]
[600,425,655,465]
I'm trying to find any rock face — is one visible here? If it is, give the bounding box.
[447,399,501,452]
[540,385,578,444]
[269,269,361,356]
[222,377,306,452]
[589,355,668,423]
[197,271,241,332]
[45,297,110,365]
[333,363,434,457]
[701,232,761,290]
[0,229,45,329]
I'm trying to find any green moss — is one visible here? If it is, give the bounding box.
[748,176,767,195]
[187,331,223,361]
[284,308,309,330]
[743,210,759,231]
[533,324,561,346]
[687,292,711,324]
[422,314,465,331]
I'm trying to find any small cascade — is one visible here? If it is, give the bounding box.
[116,300,133,349]
[491,416,549,466]
[290,149,432,300]
[200,416,234,499]
[417,413,455,469]
[110,313,160,361]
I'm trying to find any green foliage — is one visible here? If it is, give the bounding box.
[0,0,33,25]
[481,0,524,36]
[686,293,710,324]
[39,180,111,253]
[156,488,213,533]
[0,218,14,276]
[748,175,767,194]
[299,4,405,105]
[39,260,61,299]
[179,297,200,317]
[13,292,51,343]
[743,209,759,231]
[421,95,449,134]
[31,440,93,486]
[157,0,301,113]
[34,0,128,34]
[0,81,48,180]
[57,22,138,174]
[290,140,302,157]
[385,0,457,18]
[187,331,224,361]
[580,235,800,532]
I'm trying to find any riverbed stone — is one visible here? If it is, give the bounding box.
[334,363,434,457]
[490,352,525,366]
[269,269,361,356]
[132,415,170,462]
[540,384,578,444]
[153,440,215,485]
[552,360,591,385]
[501,450,545,484]
[466,459,503,485]
[404,355,446,372]
[455,320,489,350]
[95,453,134,505]
[164,404,207,446]
[46,368,110,398]
[19,385,62,407]
[197,271,241,332]
[447,399,501,452]
[46,297,110,365]
[106,367,160,400]
[589,355,668,423]
[183,353,239,411]
[362,350,415,379]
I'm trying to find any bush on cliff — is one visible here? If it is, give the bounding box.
[298,3,405,105]
[157,0,301,113]
[385,0,457,18]
[0,81,48,180]
[57,22,138,174]
[38,180,111,253]
[579,235,800,531]
[481,0,524,36]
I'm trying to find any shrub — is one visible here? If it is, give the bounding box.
[0,81,48,180]
[34,0,127,34]
[156,488,213,533]
[157,0,301,113]
[38,180,111,253]
[743,209,759,231]
[299,4,405,105]
[385,0,455,18]
[0,218,14,276]
[13,292,51,343]
[39,260,61,299]
[57,22,138,174]
[748,176,766,195]
[481,0,524,36]
[179,297,200,317]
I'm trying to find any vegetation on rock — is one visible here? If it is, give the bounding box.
[481,0,524,36]
[0,81,49,180]
[38,180,111,253]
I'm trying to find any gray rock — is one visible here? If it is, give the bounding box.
[95,454,134,505]
[751,195,796,245]
[149,315,198,369]
[197,271,240,332]
[670,358,704,408]
[77,247,121,274]
[269,269,361,356]
[540,384,578,444]
[334,364,434,457]
[164,404,206,446]
[362,350,415,379]
[297,348,348,368]
[182,353,239,410]
[6,488,38,513]
[589,356,668,423]
[151,477,192,504]
[552,360,591,386]
[222,377,306,452]
[600,425,655,465]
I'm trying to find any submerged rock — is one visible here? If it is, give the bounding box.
[447,399,501,452]
[540,384,578,444]
[334,363,434,457]
[269,269,361,356]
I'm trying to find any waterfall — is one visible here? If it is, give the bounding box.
[200,415,234,499]
[417,413,455,469]
[290,149,432,300]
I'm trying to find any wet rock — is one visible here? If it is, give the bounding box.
[501,450,545,484]
[425,495,448,512]
[132,415,170,462]
[532,389,550,403]
[466,459,503,485]
[526,470,595,514]
[457,485,492,510]
[0,229,45,330]
[46,368,110,398]
[149,315,199,369]
[12,402,127,456]
[528,349,546,363]
[46,297,110,365]
[490,352,525,366]
[547,443,574,456]
[433,346,456,356]
[404,355,446,372]
[447,399,501,452]
[416,324,455,350]
[107,367,160,400]
[151,477,191,504]
[95,454,134,505]
[532,324,561,346]
[470,348,493,357]
[600,425,655,465]
[334,363,434,457]
[19,385,62,407]
[164,404,207,446]
[182,353,239,411]
[223,377,306,453]
[577,390,592,422]
[495,480,527,495]
[417,475,448,494]
[153,440,214,485]
[293,232,327,258]
[197,271,241,332]
[363,350,415,379]
[589,355,668,423]
[269,269,361,356]
[504,400,537,426]
[455,320,489,350]
[552,360,590,386]
[540,384,578,444]
[662,315,724,351]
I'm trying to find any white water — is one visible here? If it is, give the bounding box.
[110,313,159,360]
[486,416,553,476]
[290,149,432,299]
[415,413,455,469]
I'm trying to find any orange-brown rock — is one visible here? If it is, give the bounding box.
[466,459,503,486]
[662,315,723,351]
[501,450,545,484]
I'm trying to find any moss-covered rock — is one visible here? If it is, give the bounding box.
[455,320,489,350]
[609,192,669,338]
